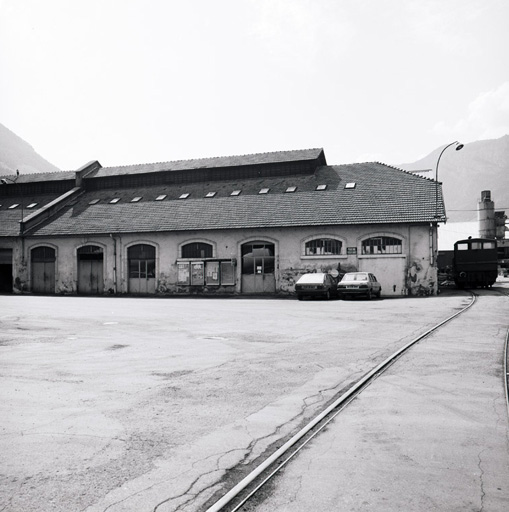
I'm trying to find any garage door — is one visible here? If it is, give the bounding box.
[358,256,406,296]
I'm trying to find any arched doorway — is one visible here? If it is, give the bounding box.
[241,241,276,293]
[77,245,104,294]
[31,246,56,294]
[128,244,156,294]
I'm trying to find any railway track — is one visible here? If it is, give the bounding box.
[204,291,492,512]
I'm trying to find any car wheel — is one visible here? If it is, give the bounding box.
[326,290,331,300]
[367,290,372,300]
[297,295,304,301]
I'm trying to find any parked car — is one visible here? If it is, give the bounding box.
[295,272,338,300]
[337,272,381,299]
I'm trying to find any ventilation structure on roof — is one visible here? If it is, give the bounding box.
[344,182,356,189]
[131,196,142,202]
[231,190,241,196]
[110,198,121,204]
[286,186,297,193]
[316,184,327,191]
[155,194,167,201]
[205,192,216,198]
[26,203,38,209]
[179,193,190,199]
[89,199,100,205]
[259,188,270,194]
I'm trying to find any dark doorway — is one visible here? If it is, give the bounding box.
[0,249,13,292]
[77,245,104,294]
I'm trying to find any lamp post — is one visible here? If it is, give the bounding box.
[435,141,463,220]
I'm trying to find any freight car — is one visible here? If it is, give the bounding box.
[452,238,498,288]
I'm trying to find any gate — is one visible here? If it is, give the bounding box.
[77,245,104,294]
[31,246,56,294]
[241,241,276,293]
[128,244,156,294]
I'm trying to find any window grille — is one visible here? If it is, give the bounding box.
[361,236,402,254]
[182,242,213,259]
[305,238,342,256]
[31,246,56,262]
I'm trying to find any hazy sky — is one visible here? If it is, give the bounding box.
[1,0,508,170]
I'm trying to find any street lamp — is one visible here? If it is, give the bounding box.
[435,141,463,220]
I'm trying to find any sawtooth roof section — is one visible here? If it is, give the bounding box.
[86,148,326,178]
[25,162,445,237]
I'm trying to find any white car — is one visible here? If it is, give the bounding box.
[337,272,382,299]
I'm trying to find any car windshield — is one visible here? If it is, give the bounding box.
[342,273,368,281]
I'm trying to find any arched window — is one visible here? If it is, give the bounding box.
[31,246,56,262]
[362,236,402,255]
[181,242,213,259]
[305,238,342,256]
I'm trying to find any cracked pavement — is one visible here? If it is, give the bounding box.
[0,289,508,511]
[244,290,509,512]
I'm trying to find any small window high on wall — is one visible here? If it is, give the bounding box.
[181,242,213,259]
[362,236,402,255]
[305,238,342,256]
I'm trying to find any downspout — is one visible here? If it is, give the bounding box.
[429,223,435,267]
[110,234,117,294]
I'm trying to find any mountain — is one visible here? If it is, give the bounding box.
[399,135,509,222]
[0,123,61,175]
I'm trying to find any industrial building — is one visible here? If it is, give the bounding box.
[0,148,444,296]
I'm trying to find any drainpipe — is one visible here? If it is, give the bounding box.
[110,234,117,294]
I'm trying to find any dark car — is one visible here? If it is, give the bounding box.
[337,272,381,299]
[295,272,338,300]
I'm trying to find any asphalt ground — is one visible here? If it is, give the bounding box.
[0,284,508,512]
[242,286,509,512]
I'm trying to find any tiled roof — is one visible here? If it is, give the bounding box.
[0,171,75,184]
[88,148,325,178]
[24,162,445,237]
[0,193,63,237]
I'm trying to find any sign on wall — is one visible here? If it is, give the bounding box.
[191,262,205,285]
[178,262,190,284]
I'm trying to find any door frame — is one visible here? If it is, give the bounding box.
[240,238,278,294]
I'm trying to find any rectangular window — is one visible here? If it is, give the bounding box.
[457,243,469,251]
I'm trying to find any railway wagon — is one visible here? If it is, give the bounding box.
[453,238,498,288]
